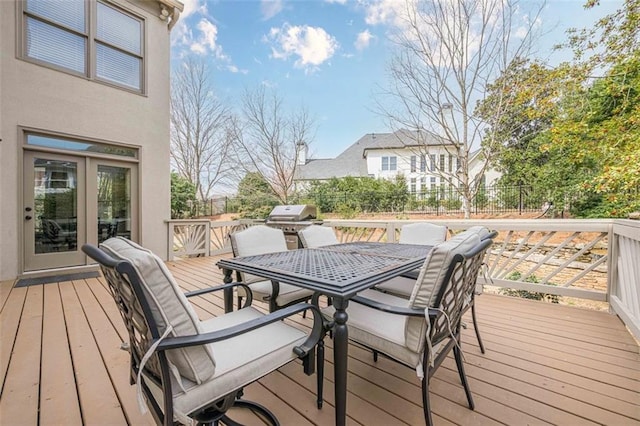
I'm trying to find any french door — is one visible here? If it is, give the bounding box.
[23,151,138,272]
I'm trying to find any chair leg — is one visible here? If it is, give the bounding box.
[471,302,486,354]
[316,339,325,409]
[421,372,433,426]
[236,296,243,310]
[453,344,474,410]
[372,350,378,362]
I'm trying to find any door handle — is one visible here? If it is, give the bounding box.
[25,207,32,212]
[25,215,32,221]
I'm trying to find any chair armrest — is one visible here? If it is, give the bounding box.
[156,302,325,359]
[184,282,254,308]
[351,295,424,317]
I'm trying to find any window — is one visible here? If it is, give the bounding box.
[449,155,453,173]
[440,154,445,171]
[410,178,416,194]
[420,155,426,172]
[381,156,397,171]
[22,0,144,92]
[430,154,436,172]
[430,176,436,189]
[410,155,417,173]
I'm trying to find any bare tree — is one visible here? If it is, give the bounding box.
[170,57,234,200]
[376,0,544,217]
[230,86,313,204]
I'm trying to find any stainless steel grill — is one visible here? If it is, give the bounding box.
[266,205,318,249]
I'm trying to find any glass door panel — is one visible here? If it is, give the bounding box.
[24,152,86,270]
[97,165,132,243]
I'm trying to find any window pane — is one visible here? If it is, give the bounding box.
[26,0,85,32]
[26,17,86,73]
[390,157,397,170]
[96,43,141,90]
[382,157,388,171]
[97,2,141,55]
[27,134,137,158]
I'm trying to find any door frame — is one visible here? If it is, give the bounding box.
[21,130,140,274]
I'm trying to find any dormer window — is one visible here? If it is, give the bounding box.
[21,0,144,93]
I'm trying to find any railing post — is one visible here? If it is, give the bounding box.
[167,222,175,261]
[387,222,397,243]
[606,222,617,313]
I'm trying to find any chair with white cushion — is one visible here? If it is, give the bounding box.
[377,226,495,353]
[298,225,340,248]
[376,222,447,294]
[83,237,325,425]
[398,222,448,245]
[230,225,316,312]
[322,234,492,425]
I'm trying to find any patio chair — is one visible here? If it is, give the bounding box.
[376,226,495,353]
[230,225,316,312]
[298,225,339,248]
[322,234,493,425]
[398,222,448,245]
[82,237,325,426]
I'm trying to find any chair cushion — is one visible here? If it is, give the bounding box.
[374,275,414,297]
[405,234,480,352]
[230,225,289,285]
[171,307,308,417]
[322,290,423,368]
[298,225,339,248]
[399,223,447,245]
[247,280,315,305]
[100,237,216,384]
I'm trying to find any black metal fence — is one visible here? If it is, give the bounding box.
[192,185,576,217]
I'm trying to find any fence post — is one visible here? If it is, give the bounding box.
[519,185,523,215]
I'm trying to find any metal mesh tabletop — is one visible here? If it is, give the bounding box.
[319,241,432,259]
[217,245,429,297]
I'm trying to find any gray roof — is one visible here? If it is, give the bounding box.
[295,129,447,181]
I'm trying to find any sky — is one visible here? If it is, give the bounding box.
[169,0,623,159]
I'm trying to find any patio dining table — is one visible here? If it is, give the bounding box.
[217,241,433,426]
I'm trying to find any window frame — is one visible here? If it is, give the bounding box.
[18,0,146,94]
[410,155,417,173]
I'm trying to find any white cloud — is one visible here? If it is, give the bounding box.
[364,0,412,26]
[325,0,347,3]
[261,0,284,20]
[189,19,227,60]
[180,0,202,19]
[355,29,374,50]
[266,23,339,70]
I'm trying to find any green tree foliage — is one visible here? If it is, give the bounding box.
[307,176,409,215]
[479,1,640,217]
[170,172,196,219]
[236,172,279,219]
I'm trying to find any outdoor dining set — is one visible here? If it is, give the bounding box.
[81,221,495,426]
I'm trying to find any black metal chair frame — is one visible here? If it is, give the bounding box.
[349,238,493,425]
[82,243,325,426]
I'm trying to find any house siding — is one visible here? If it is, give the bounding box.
[0,0,174,280]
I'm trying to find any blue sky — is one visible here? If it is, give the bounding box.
[170,0,623,159]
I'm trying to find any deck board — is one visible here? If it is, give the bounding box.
[1,254,638,425]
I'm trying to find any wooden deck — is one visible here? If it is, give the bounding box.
[1,254,639,425]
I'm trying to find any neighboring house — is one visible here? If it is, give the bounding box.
[295,129,500,194]
[0,0,183,280]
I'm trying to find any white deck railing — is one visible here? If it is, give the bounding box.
[166,217,640,340]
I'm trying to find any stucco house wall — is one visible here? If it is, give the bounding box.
[0,0,179,280]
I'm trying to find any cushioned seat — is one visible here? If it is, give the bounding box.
[298,225,340,248]
[83,237,325,425]
[230,225,316,312]
[376,225,494,354]
[321,235,493,425]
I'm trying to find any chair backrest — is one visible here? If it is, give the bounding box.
[402,233,484,352]
[42,218,62,241]
[429,237,493,346]
[83,238,216,387]
[399,222,447,246]
[298,225,339,248]
[230,225,289,283]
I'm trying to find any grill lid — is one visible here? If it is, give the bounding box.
[267,204,317,221]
